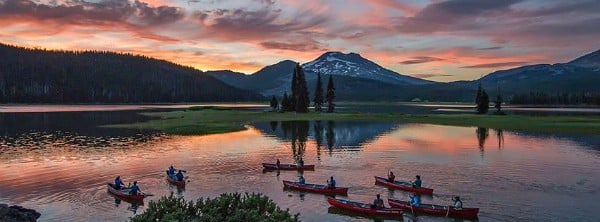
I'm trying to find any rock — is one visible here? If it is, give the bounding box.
[0,204,41,222]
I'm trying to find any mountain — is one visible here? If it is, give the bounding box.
[209,52,434,98]
[204,70,249,89]
[474,50,600,96]
[208,60,297,95]
[568,49,600,70]
[0,43,263,103]
[303,52,432,85]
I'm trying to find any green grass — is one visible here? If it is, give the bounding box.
[109,108,600,135]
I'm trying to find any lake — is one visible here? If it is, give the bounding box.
[0,107,599,221]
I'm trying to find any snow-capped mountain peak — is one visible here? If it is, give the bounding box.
[302,52,432,85]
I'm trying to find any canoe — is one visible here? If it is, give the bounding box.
[388,199,479,219]
[374,176,434,195]
[107,183,146,201]
[327,198,403,217]
[283,180,348,195]
[262,163,315,170]
[165,170,186,188]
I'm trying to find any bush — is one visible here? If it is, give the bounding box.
[130,193,299,222]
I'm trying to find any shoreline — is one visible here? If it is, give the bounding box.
[108,108,600,135]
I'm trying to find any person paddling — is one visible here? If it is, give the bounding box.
[175,170,185,181]
[412,175,422,189]
[388,171,395,182]
[114,176,124,190]
[298,175,305,185]
[372,194,384,209]
[409,192,420,207]
[168,165,176,175]
[327,176,336,189]
[129,181,141,195]
[297,156,304,167]
[453,196,463,210]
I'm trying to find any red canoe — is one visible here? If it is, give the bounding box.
[327,198,403,217]
[165,170,186,188]
[283,180,348,195]
[374,176,434,195]
[262,163,315,170]
[107,183,146,201]
[388,199,479,219]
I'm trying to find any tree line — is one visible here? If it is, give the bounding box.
[0,43,261,103]
[509,92,600,105]
[270,64,336,113]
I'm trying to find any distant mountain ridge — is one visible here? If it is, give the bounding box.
[209,51,435,98]
[474,50,600,96]
[0,43,263,103]
[2,41,597,103]
[568,49,600,70]
[210,49,600,102]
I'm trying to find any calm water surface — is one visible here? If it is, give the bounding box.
[0,109,599,222]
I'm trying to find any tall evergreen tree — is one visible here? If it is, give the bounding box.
[281,92,290,112]
[295,63,309,113]
[289,67,297,112]
[475,82,483,106]
[270,96,278,111]
[313,72,324,112]
[326,75,335,113]
[476,83,489,114]
[494,87,504,115]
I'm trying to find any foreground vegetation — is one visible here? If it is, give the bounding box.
[130,193,299,222]
[112,107,600,135]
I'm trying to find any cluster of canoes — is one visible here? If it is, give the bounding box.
[106,162,478,220]
[106,168,186,202]
[263,162,479,220]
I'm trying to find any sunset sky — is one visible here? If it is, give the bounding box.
[1,0,598,82]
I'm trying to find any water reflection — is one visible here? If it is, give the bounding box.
[113,197,143,214]
[252,120,400,159]
[0,111,165,162]
[0,115,599,222]
[496,129,505,150]
[476,127,489,155]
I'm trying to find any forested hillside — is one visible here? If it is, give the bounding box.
[0,43,262,103]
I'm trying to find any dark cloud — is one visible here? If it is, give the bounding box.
[430,0,522,15]
[260,40,326,51]
[400,56,444,64]
[411,73,454,78]
[133,1,185,25]
[396,0,522,33]
[461,61,527,68]
[477,46,503,50]
[0,0,185,26]
[194,7,328,40]
[512,0,600,18]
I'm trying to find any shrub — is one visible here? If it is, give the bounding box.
[130,193,299,222]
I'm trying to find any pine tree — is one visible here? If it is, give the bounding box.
[270,96,278,111]
[289,67,297,112]
[326,75,335,113]
[295,63,309,113]
[476,84,489,114]
[494,88,504,115]
[281,92,289,112]
[475,82,483,107]
[313,72,324,112]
